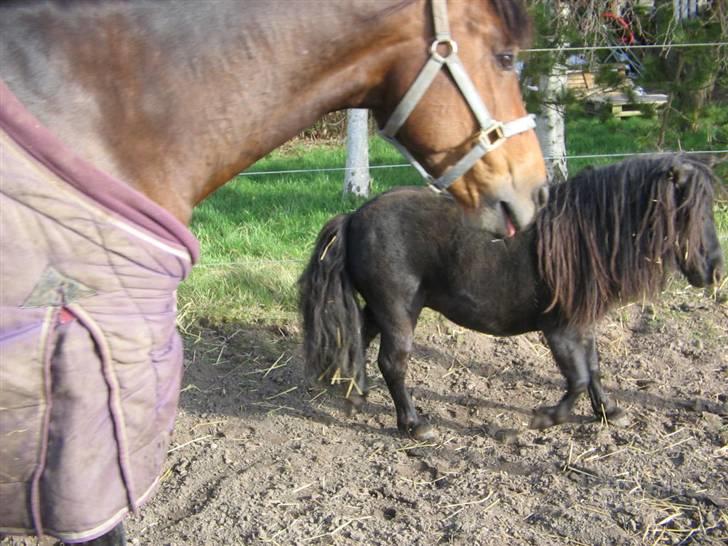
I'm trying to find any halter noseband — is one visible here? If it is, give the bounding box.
[379,0,536,191]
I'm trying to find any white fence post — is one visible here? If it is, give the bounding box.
[673,0,702,20]
[343,109,371,197]
[536,64,568,184]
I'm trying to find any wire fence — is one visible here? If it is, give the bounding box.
[523,41,728,53]
[238,150,728,178]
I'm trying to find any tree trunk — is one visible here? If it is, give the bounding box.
[535,64,568,184]
[343,109,371,197]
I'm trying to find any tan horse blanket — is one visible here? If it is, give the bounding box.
[0,81,199,543]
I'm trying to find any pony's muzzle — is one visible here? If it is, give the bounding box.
[534,185,549,211]
[710,255,724,286]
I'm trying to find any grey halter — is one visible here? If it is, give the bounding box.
[379,0,536,191]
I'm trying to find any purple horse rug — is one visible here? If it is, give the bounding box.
[0,81,199,543]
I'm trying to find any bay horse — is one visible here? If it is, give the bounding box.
[0,1,546,544]
[299,155,724,440]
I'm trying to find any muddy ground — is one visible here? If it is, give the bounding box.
[5,280,728,545]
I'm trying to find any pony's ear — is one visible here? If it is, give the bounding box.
[670,162,695,188]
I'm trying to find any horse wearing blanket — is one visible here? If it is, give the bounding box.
[1,0,545,542]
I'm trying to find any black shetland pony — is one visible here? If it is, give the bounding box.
[299,155,724,440]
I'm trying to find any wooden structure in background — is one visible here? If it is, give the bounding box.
[567,64,668,119]
[586,90,669,118]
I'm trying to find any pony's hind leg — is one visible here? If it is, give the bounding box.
[375,310,434,441]
[347,306,381,413]
[362,305,381,352]
[531,328,593,429]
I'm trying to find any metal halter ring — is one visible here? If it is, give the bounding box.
[429,38,458,63]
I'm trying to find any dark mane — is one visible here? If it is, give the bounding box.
[537,155,715,329]
[370,0,531,47]
[489,0,532,47]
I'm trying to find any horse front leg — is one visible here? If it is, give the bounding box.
[531,328,593,429]
[377,328,435,441]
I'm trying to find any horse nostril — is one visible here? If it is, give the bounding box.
[535,185,549,209]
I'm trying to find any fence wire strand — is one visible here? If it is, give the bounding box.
[239,150,728,178]
[523,42,728,53]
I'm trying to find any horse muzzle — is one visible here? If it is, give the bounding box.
[465,183,547,238]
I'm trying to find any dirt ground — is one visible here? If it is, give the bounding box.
[4,280,727,545]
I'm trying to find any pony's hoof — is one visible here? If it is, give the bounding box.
[529,408,563,430]
[408,423,438,442]
[604,407,630,427]
[529,413,555,430]
[345,393,367,416]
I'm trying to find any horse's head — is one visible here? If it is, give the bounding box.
[671,160,724,288]
[373,0,546,237]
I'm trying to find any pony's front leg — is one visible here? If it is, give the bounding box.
[530,328,593,429]
[377,330,435,441]
[583,334,623,423]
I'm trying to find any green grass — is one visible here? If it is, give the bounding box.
[180,112,728,325]
[190,138,415,263]
[566,115,658,171]
[180,138,419,322]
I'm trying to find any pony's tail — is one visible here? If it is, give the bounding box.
[298,214,366,398]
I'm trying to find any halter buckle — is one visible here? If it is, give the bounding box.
[477,123,506,153]
[429,38,458,63]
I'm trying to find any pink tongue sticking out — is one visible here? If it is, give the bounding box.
[504,212,517,238]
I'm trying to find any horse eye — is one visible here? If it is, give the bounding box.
[495,52,515,70]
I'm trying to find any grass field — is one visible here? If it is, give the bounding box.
[179,113,728,326]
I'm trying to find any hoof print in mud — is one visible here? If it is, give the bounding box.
[492,428,519,445]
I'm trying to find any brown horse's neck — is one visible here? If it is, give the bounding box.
[0,0,421,223]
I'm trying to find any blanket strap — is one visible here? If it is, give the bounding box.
[67,304,139,514]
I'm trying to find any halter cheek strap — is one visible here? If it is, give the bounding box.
[379,0,536,191]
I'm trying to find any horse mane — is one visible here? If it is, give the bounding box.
[537,155,715,329]
[369,1,531,47]
[488,0,532,47]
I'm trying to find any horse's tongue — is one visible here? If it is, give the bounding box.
[504,213,517,238]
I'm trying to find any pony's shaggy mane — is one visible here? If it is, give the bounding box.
[537,155,715,329]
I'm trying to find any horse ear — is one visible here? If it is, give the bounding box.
[670,162,695,188]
